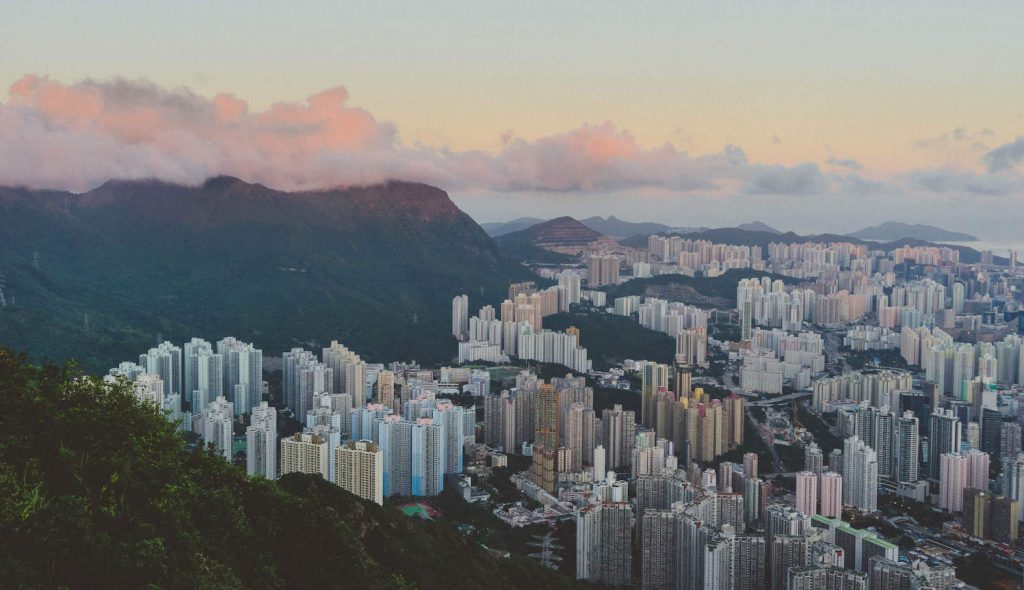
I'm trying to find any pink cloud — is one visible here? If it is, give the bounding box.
[0,74,910,198]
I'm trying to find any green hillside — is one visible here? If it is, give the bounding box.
[0,348,576,589]
[0,178,533,372]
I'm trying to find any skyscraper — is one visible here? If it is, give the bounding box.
[139,341,182,401]
[769,534,810,590]
[246,401,277,479]
[743,452,759,479]
[820,472,843,518]
[322,341,366,407]
[842,436,878,513]
[335,439,384,505]
[601,404,636,470]
[641,362,670,428]
[379,416,413,497]
[183,338,218,411]
[964,449,990,491]
[565,402,594,473]
[962,488,989,538]
[279,432,329,480]
[805,442,824,476]
[705,525,767,590]
[451,294,469,339]
[432,401,465,475]
[641,510,677,590]
[532,383,560,492]
[939,452,966,512]
[741,299,753,343]
[375,369,397,411]
[411,418,444,497]
[202,395,234,460]
[796,471,818,516]
[586,253,621,288]
[929,409,961,479]
[895,410,920,483]
[217,337,263,416]
[577,502,633,586]
[197,350,225,414]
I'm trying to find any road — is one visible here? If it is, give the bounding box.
[822,330,851,373]
[746,391,813,407]
[747,408,785,473]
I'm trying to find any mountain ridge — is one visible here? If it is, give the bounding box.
[0,178,531,371]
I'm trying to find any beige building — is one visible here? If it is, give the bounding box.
[334,439,384,505]
[280,432,329,480]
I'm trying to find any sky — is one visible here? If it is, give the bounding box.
[2,0,1023,235]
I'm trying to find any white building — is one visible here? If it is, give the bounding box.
[247,401,277,479]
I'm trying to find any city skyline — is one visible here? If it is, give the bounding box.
[5,3,1024,587]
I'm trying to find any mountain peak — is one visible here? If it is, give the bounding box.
[201,175,250,191]
[735,221,781,234]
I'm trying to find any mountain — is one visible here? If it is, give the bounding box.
[0,348,575,589]
[480,216,547,237]
[494,216,603,263]
[846,222,977,242]
[735,221,781,234]
[578,216,673,238]
[0,177,532,372]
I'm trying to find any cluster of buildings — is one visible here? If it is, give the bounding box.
[96,227,1024,588]
[453,280,592,372]
[108,337,481,507]
[738,328,826,393]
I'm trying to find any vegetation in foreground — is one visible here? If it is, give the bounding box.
[0,348,576,589]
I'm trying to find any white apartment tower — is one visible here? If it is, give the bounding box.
[247,401,277,479]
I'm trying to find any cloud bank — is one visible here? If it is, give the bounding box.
[1,75,1022,207]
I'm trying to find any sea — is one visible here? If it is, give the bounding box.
[938,240,1024,256]
[861,238,1024,256]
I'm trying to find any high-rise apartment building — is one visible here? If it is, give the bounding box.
[796,471,818,516]
[322,341,366,407]
[820,472,843,518]
[184,338,221,411]
[246,401,277,479]
[842,436,878,513]
[452,294,469,339]
[939,452,966,512]
[279,432,329,480]
[586,254,621,288]
[411,418,444,496]
[139,341,182,401]
[335,439,384,505]
[577,501,633,586]
[929,409,961,479]
[202,395,234,459]
[640,362,670,428]
[217,337,263,416]
[895,410,919,483]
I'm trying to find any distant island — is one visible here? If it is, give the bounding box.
[846,222,977,242]
[735,221,782,234]
[482,215,682,238]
